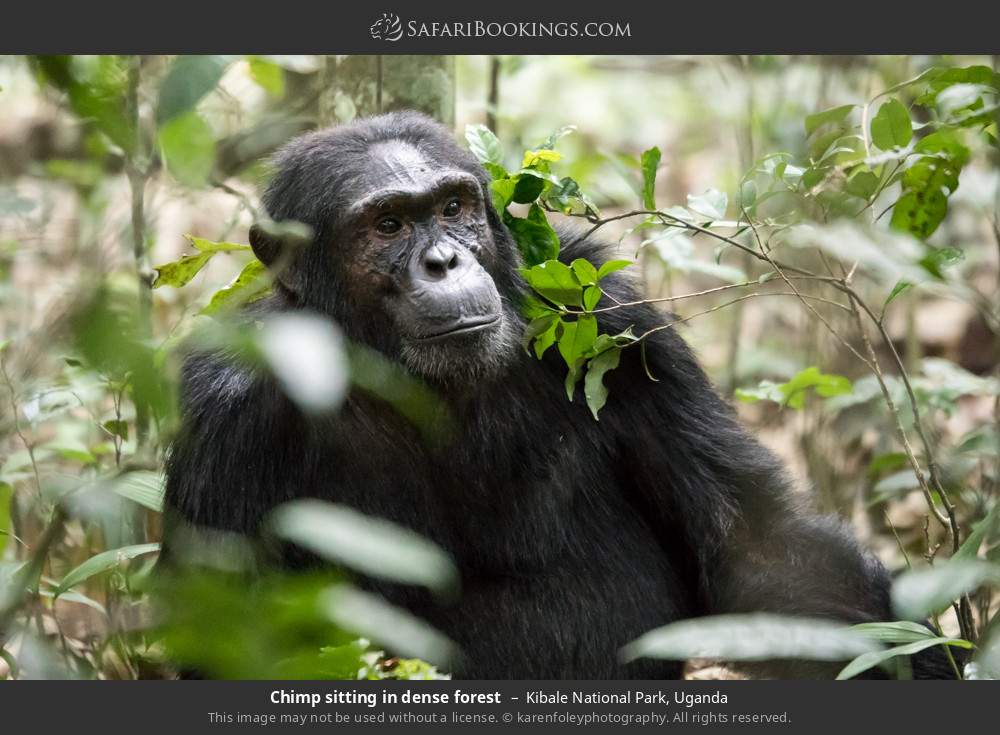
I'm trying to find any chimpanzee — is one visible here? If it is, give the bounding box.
[163,111,954,679]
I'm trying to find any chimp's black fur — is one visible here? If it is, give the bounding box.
[164,111,954,679]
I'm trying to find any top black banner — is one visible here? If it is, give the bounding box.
[3,0,1000,54]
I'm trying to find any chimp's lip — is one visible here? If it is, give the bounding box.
[415,314,502,343]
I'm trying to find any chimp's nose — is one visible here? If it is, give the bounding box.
[419,243,462,279]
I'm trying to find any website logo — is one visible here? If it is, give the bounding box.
[370,12,404,42]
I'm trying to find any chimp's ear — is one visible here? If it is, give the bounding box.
[249,222,307,294]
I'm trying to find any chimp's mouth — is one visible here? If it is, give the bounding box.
[415,314,502,343]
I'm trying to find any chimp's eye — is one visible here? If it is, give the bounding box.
[442,197,462,218]
[375,216,403,236]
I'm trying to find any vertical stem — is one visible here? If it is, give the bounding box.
[723,56,755,392]
[486,56,501,133]
[124,55,151,451]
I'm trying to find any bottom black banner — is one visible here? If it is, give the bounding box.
[0,680,989,732]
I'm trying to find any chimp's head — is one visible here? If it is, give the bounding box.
[250,112,524,385]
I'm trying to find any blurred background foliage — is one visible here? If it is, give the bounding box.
[0,54,998,680]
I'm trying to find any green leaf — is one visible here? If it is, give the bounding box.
[537,125,576,150]
[464,124,504,166]
[846,169,879,200]
[596,259,632,280]
[570,258,598,286]
[687,188,727,220]
[523,259,581,307]
[892,559,1000,619]
[837,637,970,680]
[489,178,516,213]
[521,149,561,169]
[955,503,1000,561]
[779,366,852,409]
[870,99,913,150]
[111,471,165,512]
[482,162,507,181]
[891,131,971,240]
[557,315,597,370]
[734,380,784,405]
[247,56,285,98]
[622,613,879,664]
[152,252,212,288]
[199,259,270,315]
[805,104,856,136]
[510,173,546,204]
[564,360,583,401]
[157,55,230,125]
[504,205,559,266]
[322,585,456,667]
[584,347,621,420]
[850,621,939,644]
[54,543,160,597]
[33,56,135,154]
[102,419,129,441]
[521,313,559,354]
[583,285,602,312]
[883,280,912,310]
[272,500,458,594]
[640,147,661,209]
[158,111,216,187]
[0,481,13,558]
[184,235,251,253]
[737,367,852,409]
[920,246,964,280]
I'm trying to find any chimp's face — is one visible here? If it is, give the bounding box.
[251,135,521,385]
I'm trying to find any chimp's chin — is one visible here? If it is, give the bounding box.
[401,312,520,386]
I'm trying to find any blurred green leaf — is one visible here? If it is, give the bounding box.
[258,313,348,414]
[322,585,456,667]
[893,560,1000,619]
[54,543,160,597]
[837,637,969,680]
[805,104,855,136]
[955,503,1000,561]
[687,188,727,220]
[248,56,285,98]
[0,481,13,558]
[272,500,458,595]
[158,112,216,187]
[737,367,851,409]
[111,471,165,513]
[33,56,134,153]
[870,99,913,150]
[464,124,504,166]
[851,620,940,644]
[622,614,879,663]
[156,55,230,125]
